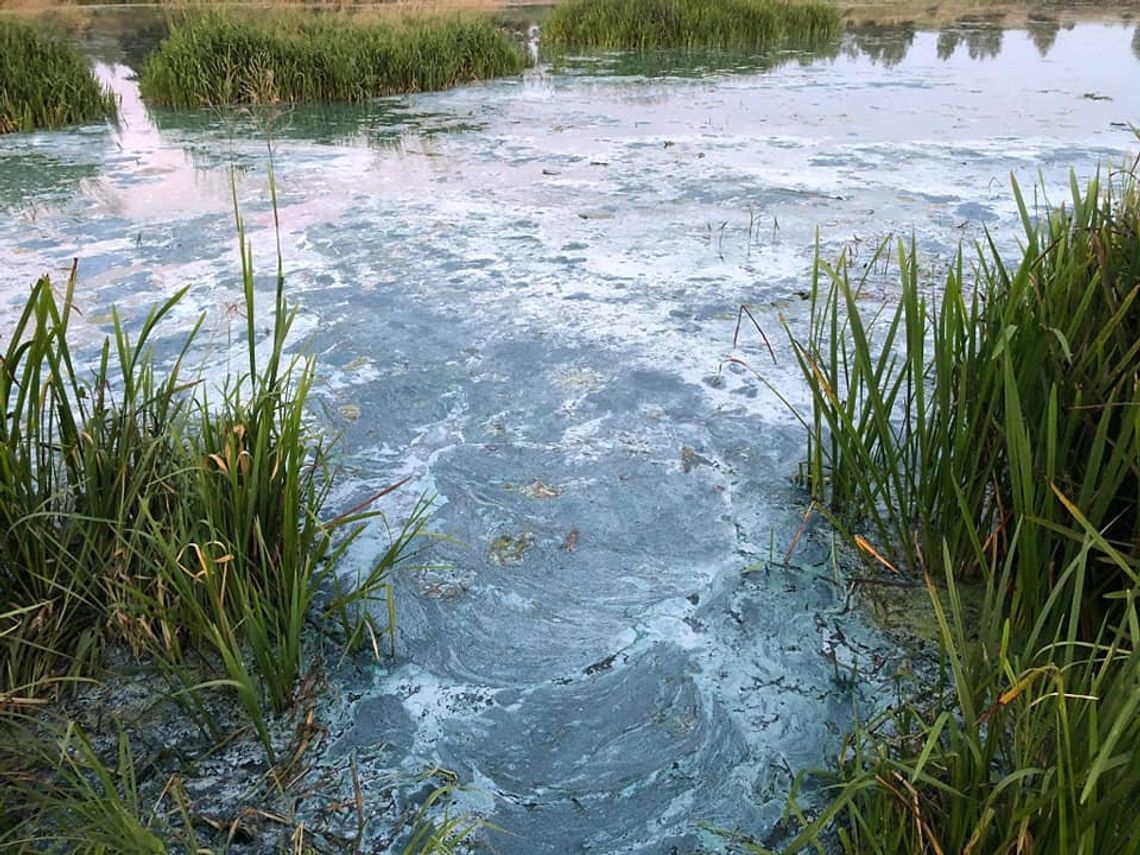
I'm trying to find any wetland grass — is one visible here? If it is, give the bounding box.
[0,207,418,727]
[542,0,842,52]
[139,11,528,108]
[0,181,435,849]
[766,168,1140,852]
[790,170,1139,621]
[0,17,116,133]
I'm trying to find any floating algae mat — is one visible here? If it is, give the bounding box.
[1,9,1138,852]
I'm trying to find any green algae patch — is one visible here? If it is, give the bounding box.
[543,0,842,52]
[139,11,528,109]
[0,18,116,133]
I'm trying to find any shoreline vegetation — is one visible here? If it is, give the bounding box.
[0,17,116,133]
[2,1,1137,127]
[761,163,1140,853]
[140,11,529,107]
[544,0,842,51]
[0,185,446,851]
[1,6,533,126]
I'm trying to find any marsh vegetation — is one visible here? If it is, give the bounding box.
[544,0,841,52]
[0,17,115,133]
[767,167,1140,853]
[140,11,529,108]
[0,191,444,850]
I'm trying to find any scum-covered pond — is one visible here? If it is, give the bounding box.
[2,9,1139,852]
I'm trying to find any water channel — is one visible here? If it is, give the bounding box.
[1,9,1138,852]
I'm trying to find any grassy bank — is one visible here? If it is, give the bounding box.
[0,183,442,849]
[543,0,842,52]
[764,166,1140,852]
[139,11,528,108]
[0,17,116,133]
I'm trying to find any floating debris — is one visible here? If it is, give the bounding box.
[584,651,620,675]
[681,445,714,473]
[488,532,535,565]
[416,563,475,600]
[557,368,604,389]
[422,582,466,600]
[521,480,562,499]
[561,528,579,552]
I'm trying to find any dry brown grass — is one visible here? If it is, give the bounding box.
[0,0,536,8]
[4,0,1138,27]
[841,0,1139,27]
[0,0,533,19]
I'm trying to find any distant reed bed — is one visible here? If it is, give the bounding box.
[139,11,528,108]
[543,0,842,52]
[0,17,116,133]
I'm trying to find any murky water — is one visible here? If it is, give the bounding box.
[2,12,1138,853]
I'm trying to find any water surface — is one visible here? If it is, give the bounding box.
[1,14,1138,853]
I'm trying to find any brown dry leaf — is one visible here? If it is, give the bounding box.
[561,528,579,553]
[521,480,562,499]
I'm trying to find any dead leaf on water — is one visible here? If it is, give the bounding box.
[422,582,466,601]
[521,480,561,499]
[561,529,578,553]
[488,533,534,566]
[681,445,714,473]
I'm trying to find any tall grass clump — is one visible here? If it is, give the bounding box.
[775,530,1140,854]
[765,167,1140,852]
[0,182,424,739]
[543,0,841,52]
[792,170,1139,629]
[0,17,116,133]
[139,11,527,108]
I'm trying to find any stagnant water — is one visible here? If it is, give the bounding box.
[2,12,1138,853]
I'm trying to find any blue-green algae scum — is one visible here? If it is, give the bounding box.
[1,10,1137,852]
